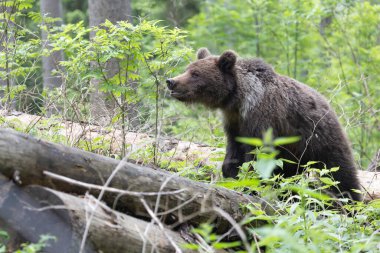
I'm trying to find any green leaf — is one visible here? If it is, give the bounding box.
[27,11,42,22]
[263,128,273,144]
[368,199,380,208]
[285,185,331,201]
[217,178,260,189]
[319,177,338,186]
[181,243,199,250]
[0,230,9,240]
[273,136,301,146]
[236,137,263,146]
[281,158,298,164]
[255,158,277,179]
[351,188,363,194]
[330,167,340,172]
[304,161,319,166]
[213,241,241,249]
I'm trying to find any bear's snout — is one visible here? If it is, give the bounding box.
[166,79,176,90]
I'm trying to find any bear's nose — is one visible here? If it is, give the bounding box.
[166,79,176,90]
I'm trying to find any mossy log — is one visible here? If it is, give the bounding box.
[0,128,273,234]
[0,177,195,253]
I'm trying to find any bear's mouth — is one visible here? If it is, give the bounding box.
[170,91,189,101]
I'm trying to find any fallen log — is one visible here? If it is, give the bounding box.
[368,149,380,172]
[357,170,380,200]
[0,177,195,253]
[2,110,379,202]
[0,128,273,234]
[0,109,221,165]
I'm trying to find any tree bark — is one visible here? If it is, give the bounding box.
[88,0,131,27]
[40,0,64,92]
[40,0,64,116]
[0,175,75,252]
[0,176,195,253]
[88,0,135,126]
[0,128,273,234]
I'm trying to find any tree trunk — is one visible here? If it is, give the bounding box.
[0,128,273,234]
[88,0,135,126]
[88,0,131,27]
[40,0,64,90]
[40,0,64,115]
[0,176,195,253]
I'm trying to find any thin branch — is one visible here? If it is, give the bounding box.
[43,170,186,197]
[140,198,183,253]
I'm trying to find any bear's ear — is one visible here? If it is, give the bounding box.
[197,48,211,60]
[217,50,237,73]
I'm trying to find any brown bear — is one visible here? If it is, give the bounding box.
[166,48,362,201]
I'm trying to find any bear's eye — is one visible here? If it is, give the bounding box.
[191,71,200,78]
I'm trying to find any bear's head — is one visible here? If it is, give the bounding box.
[166,48,238,108]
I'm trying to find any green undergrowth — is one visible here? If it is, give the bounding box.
[182,131,380,253]
[3,119,379,252]
[0,232,55,253]
[211,172,380,253]
[2,117,380,252]
[185,172,380,252]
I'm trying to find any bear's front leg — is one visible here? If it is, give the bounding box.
[222,137,246,178]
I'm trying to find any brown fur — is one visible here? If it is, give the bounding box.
[166,48,362,201]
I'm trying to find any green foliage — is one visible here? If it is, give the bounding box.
[46,19,190,119]
[183,224,241,251]
[44,18,194,160]
[13,235,56,253]
[0,0,42,111]
[248,198,380,253]
[183,132,379,253]
[190,175,380,253]
[0,231,9,253]
[0,231,55,253]
[237,129,301,179]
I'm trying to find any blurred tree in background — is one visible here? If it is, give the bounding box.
[133,0,201,27]
[87,0,133,126]
[40,0,64,116]
[62,0,88,25]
